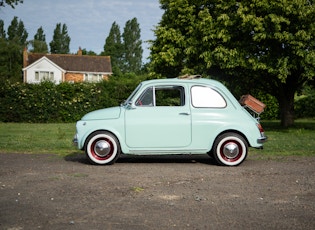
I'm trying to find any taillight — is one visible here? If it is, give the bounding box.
[257,123,264,133]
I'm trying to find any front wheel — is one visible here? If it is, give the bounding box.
[85,131,120,165]
[212,133,248,166]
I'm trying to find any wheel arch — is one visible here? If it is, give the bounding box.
[210,129,250,152]
[83,129,123,152]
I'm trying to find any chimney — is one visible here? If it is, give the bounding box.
[77,47,82,56]
[23,47,28,68]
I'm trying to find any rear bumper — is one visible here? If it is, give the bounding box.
[257,135,267,144]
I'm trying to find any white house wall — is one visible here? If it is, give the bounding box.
[25,59,63,84]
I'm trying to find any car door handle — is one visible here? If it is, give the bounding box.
[179,112,190,116]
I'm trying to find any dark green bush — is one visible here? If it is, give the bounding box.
[295,88,315,118]
[249,91,280,120]
[0,76,143,123]
[251,88,315,120]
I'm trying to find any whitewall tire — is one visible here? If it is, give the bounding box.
[212,133,248,166]
[85,131,120,165]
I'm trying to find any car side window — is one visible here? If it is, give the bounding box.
[155,86,185,106]
[136,87,154,106]
[136,85,185,107]
[191,86,226,108]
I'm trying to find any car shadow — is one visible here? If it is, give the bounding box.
[64,152,90,164]
[118,154,216,165]
[64,152,217,165]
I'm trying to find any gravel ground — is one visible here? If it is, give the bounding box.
[0,152,314,230]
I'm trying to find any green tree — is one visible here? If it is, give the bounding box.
[29,26,48,53]
[122,18,143,73]
[0,17,28,82]
[102,22,124,75]
[7,16,28,46]
[0,0,23,8]
[0,20,8,80]
[0,20,5,38]
[49,23,71,54]
[150,0,315,127]
[81,48,96,56]
[149,0,196,78]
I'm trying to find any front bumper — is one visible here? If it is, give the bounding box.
[73,134,78,146]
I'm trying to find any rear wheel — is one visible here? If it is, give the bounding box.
[85,131,120,165]
[212,133,248,166]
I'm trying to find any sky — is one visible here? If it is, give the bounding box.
[0,0,164,62]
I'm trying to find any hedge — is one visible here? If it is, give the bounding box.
[0,77,313,123]
[294,88,315,119]
[0,76,141,123]
[248,91,279,120]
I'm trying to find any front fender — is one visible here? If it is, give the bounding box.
[75,118,125,151]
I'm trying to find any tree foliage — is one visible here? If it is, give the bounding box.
[103,18,143,75]
[0,20,8,79]
[150,0,315,127]
[81,48,96,56]
[29,26,48,53]
[102,22,124,75]
[7,16,28,46]
[0,17,28,82]
[122,18,143,73]
[49,23,71,54]
[0,0,23,8]
[0,20,5,38]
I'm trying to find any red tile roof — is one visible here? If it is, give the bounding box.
[26,53,112,73]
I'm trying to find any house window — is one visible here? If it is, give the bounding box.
[35,71,54,82]
[84,73,103,82]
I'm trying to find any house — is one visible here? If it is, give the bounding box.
[22,48,112,84]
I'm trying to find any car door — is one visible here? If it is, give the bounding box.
[189,85,229,149]
[125,85,192,148]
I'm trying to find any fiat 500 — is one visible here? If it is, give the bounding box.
[73,75,267,166]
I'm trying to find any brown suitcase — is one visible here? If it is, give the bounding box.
[239,94,266,114]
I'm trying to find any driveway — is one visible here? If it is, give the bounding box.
[0,153,314,230]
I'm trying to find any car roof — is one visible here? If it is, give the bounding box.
[141,76,226,89]
[138,76,241,110]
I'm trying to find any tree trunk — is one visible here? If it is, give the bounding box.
[278,89,295,127]
[273,71,302,128]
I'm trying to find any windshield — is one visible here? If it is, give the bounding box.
[121,83,142,106]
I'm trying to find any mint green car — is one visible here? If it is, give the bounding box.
[73,75,267,166]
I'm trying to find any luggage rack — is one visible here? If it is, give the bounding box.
[178,74,202,79]
[239,94,266,120]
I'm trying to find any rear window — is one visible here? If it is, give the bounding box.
[191,86,226,108]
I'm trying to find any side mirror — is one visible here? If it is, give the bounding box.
[126,101,136,110]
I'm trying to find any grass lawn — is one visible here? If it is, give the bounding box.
[0,119,314,158]
[0,123,76,155]
[251,119,315,158]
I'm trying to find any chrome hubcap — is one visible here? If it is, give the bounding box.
[94,140,111,157]
[223,142,239,158]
